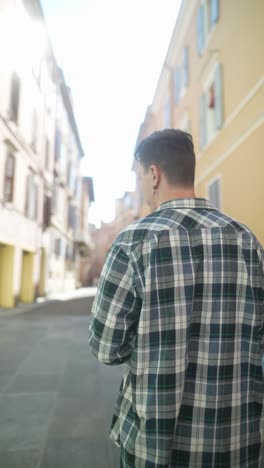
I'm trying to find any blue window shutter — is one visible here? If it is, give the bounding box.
[183,47,189,87]
[55,127,61,161]
[211,0,219,25]
[197,5,205,55]
[199,93,207,148]
[209,179,221,209]
[215,63,223,129]
[174,66,181,104]
[163,98,171,128]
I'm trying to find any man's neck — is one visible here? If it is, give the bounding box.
[156,188,196,207]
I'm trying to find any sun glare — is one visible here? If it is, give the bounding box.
[0,3,47,77]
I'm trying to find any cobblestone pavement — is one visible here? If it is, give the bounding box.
[0,296,123,468]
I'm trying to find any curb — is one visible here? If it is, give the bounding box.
[0,299,60,318]
[0,294,96,318]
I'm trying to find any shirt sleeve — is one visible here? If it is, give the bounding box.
[88,243,141,365]
[255,239,264,347]
[256,239,264,276]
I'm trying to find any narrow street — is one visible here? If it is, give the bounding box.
[0,296,123,468]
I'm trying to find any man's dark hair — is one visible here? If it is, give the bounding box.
[134,129,196,187]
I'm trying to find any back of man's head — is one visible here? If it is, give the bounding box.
[134,129,196,187]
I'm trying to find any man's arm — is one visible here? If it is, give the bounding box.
[88,243,141,365]
[255,239,264,350]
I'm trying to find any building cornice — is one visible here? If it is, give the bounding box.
[151,0,197,113]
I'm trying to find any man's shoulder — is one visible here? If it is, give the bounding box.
[216,210,260,240]
[112,207,263,253]
[113,211,170,249]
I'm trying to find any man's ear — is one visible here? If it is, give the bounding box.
[150,165,160,189]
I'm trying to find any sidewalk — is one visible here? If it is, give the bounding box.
[0,287,98,318]
[0,288,121,468]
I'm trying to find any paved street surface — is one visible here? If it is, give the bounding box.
[0,295,123,468]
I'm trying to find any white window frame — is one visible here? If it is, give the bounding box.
[203,65,217,144]
[173,46,189,105]
[200,60,223,149]
[198,0,219,55]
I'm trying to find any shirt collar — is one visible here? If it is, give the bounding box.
[156,198,217,211]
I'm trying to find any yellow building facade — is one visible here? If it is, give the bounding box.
[136,0,264,245]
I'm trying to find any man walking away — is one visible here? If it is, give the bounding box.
[89,129,264,467]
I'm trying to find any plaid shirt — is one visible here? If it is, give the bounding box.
[88,198,264,467]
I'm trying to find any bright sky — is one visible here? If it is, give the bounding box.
[41,0,182,225]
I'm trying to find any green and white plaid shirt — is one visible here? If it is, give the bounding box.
[88,198,264,467]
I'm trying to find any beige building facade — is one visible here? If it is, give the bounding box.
[85,192,138,285]
[0,0,92,307]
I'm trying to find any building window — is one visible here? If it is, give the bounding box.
[4,152,15,202]
[197,4,206,55]
[31,109,38,151]
[58,186,65,223]
[54,238,62,257]
[43,196,52,229]
[45,138,50,170]
[67,161,71,186]
[68,204,77,231]
[52,182,65,223]
[66,243,76,266]
[60,143,67,175]
[174,66,181,104]
[9,73,21,123]
[199,93,207,148]
[67,161,76,193]
[199,63,223,148]
[174,47,189,106]
[55,127,61,161]
[87,177,95,203]
[205,0,219,35]
[197,0,219,55]
[52,180,58,214]
[71,166,76,193]
[210,0,219,26]
[25,170,38,220]
[66,243,71,262]
[67,160,76,193]
[75,177,82,201]
[208,177,221,209]
[182,47,189,88]
[163,97,171,128]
